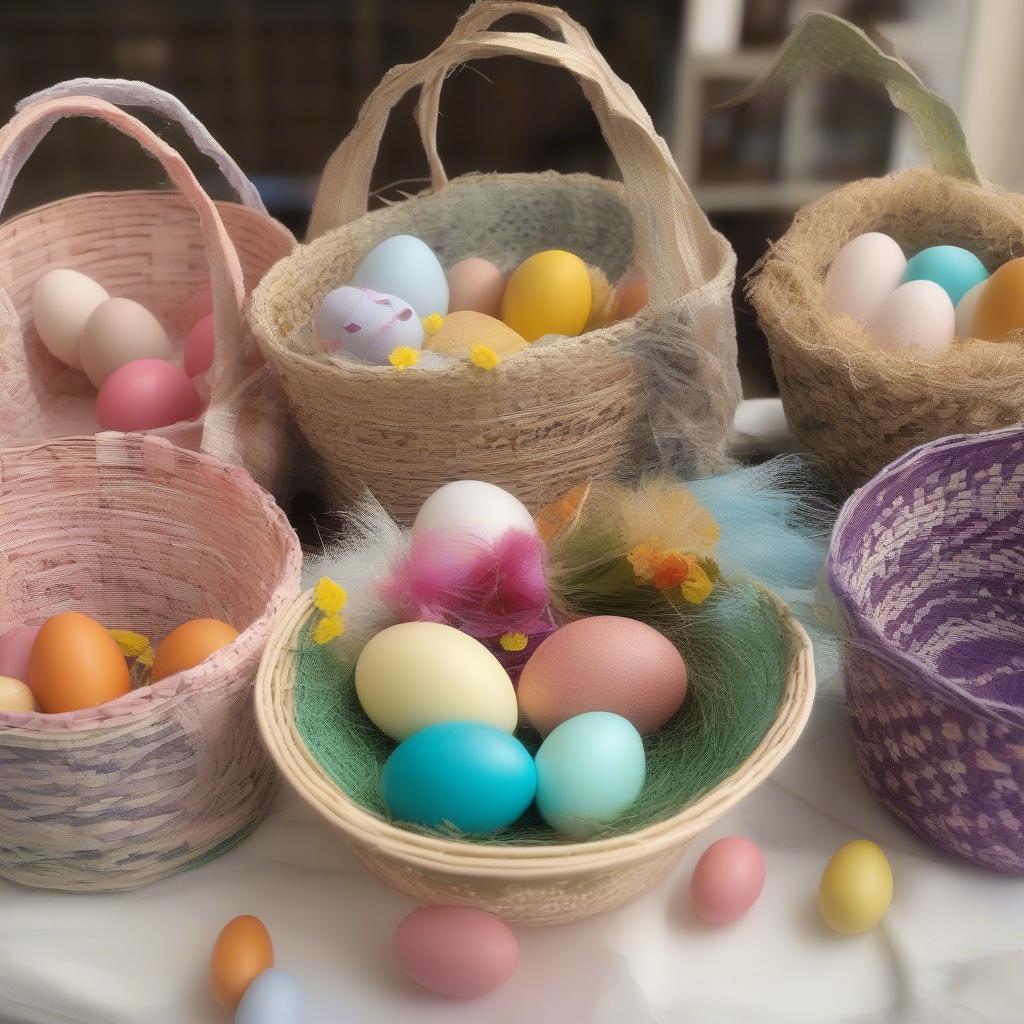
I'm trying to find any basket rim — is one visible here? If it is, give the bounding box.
[255,581,815,878]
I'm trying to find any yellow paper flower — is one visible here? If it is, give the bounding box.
[312,614,344,645]
[109,629,154,668]
[469,345,501,370]
[680,561,714,605]
[389,346,421,369]
[314,577,348,616]
[499,631,528,652]
[626,542,660,584]
[421,313,443,337]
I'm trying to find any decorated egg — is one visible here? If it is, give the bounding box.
[534,711,645,838]
[412,480,538,544]
[355,622,517,741]
[96,358,202,431]
[902,244,988,306]
[955,280,986,338]
[29,611,130,714]
[383,721,536,832]
[32,268,110,368]
[423,311,528,358]
[0,676,37,713]
[184,284,214,326]
[316,285,424,364]
[394,906,518,998]
[0,625,40,683]
[824,232,906,324]
[501,250,592,342]
[352,235,449,318]
[971,256,1024,340]
[615,279,648,320]
[210,915,274,1013]
[150,618,239,682]
[184,313,216,377]
[690,837,766,925]
[235,968,303,1024]
[818,839,893,935]
[868,280,954,354]
[446,257,506,317]
[79,297,173,388]
[518,615,687,736]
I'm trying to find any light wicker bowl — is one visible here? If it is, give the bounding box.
[256,588,814,926]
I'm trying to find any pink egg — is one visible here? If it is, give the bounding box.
[446,258,506,318]
[0,625,40,684]
[184,313,216,377]
[96,359,202,431]
[184,285,214,326]
[690,836,766,925]
[394,906,518,998]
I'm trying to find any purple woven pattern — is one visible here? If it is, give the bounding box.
[828,427,1024,873]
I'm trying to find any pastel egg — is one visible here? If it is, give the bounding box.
[210,915,274,1013]
[316,285,424,365]
[412,480,538,545]
[501,250,592,342]
[0,625,40,683]
[423,311,528,358]
[824,232,906,324]
[32,268,110,368]
[0,675,38,713]
[868,280,954,354]
[955,280,986,338]
[615,279,648,320]
[150,618,239,682]
[235,968,303,1024]
[79,297,173,388]
[352,235,449,318]
[690,837,766,925]
[184,313,216,377]
[383,721,536,833]
[971,256,1024,340]
[446,257,506,317]
[518,616,687,736]
[902,244,988,306]
[818,839,893,935]
[96,359,202,431]
[534,711,645,838]
[394,906,518,998]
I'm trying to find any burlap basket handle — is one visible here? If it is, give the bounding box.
[12,78,268,213]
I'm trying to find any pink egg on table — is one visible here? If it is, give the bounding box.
[184,313,216,377]
[96,359,202,431]
[394,906,518,998]
[0,625,41,684]
[184,284,214,325]
[690,836,766,925]
[446,258,506,318]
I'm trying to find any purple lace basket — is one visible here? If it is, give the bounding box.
[828,426,1024,873]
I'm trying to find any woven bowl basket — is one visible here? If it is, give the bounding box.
[829,426,1024,873]
[0,84,295,496]
[250,2,740,520]
[0,434,302,892]
[256,587,814,926]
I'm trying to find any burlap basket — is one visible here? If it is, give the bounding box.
[0,83,296,495]
[0,433,302,892]
[255,586,813,926]
[746,14,1024,494]
[250,1,740,520]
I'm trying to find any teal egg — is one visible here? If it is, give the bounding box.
[352,234,449,318]
[235,968,303,1024]
[535,712,646,838]
[382,721,536,833]
[902,245,988,305]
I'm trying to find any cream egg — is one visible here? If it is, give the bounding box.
[824,232,906,325]
[32,268,109,368]
[79,298,173,388]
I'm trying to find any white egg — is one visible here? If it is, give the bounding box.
[316,285,424,365]
[868,280,955,354]
[352,235,449,318]
[412,480,537,544]
[32,268,109,369]
[955,279,986,338]
[79,298,173,388]
[824,232,906,324]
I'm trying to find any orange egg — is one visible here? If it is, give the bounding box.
[151,618,239,682]
[210,914,274,1012]
[28,611,130,713]
[971,257,1024,340]
[615,279,648,320]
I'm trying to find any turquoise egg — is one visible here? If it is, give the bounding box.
[535,711,646,838]
[235,968,303,1024]
[382,721,536,833]
[902,245,988,305]
[352,234,449,318]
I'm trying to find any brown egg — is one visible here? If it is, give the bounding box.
[971,257,1024,340]
[423,310,528,357]
[151,618,239,682]
[28,611,130,714]
[615,279,648,321]
[210,915,274,1012]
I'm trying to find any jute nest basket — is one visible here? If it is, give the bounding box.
[0,82,296,496]
[0,434,301,892]
[250,1,740,520]
[255,587,814,926]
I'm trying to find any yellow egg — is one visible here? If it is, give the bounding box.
[818,839,893,935]
[0,675,37,712]
[423,310,528,357]
[500,250,592,342]
[971,257,1024,340]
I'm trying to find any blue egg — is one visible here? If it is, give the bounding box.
[535,712,646,839]
[352,234,449,318]
[235,968,303,1024]
[382,721,536,833]
[902,245,988,306]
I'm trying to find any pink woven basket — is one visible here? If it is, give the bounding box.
[0,83,296,495]
[0,433,302,892]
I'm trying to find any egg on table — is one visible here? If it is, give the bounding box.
[150,618,239,682]
[970,256,1024,340]
[234,968,304,1024]
[868,280,954,354]
[818,839,893,935]
[352,235,449,318]
[32,268,110,368]
[902,244,988,306]
[446,257,506,318]
[96,358,202,431]
[78,297,173,388]
[690,836,766,925]
[210,915,274,1013]
[423,311,527,358]
[412,480,537,545]
[824,232,906,324]
[501,249,592,342]
[316,285,424,365]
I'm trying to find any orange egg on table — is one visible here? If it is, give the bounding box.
[151,618,239,682]
[28,611,130,714]
[971,257,1024,340]
[210,914,274,1012]
[615,279,648,320]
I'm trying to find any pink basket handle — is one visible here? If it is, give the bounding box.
[13,78,267,213]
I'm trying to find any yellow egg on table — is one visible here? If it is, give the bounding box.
[500,249,592,342]
[971,257,1024,340]
[818,839,893,935]
[0,675,37,712]
[424,310,528,357]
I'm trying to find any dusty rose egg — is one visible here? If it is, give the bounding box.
[184,313,216,377]
[690,836,766,925]
[96,359,202,431]
[394,906,518,998]
[0,625,40,683]
[446,257,506,318]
